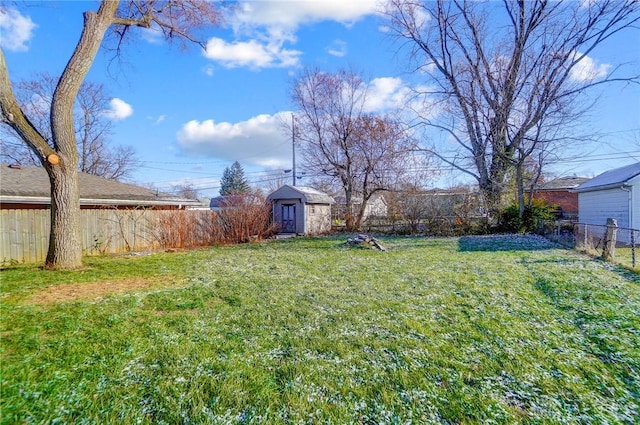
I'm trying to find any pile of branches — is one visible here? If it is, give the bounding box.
[345,234,387,251]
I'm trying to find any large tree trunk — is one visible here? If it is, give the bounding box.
[43,3,118,269]
[46,165,81,268]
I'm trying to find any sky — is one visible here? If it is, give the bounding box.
[1,0,639,198]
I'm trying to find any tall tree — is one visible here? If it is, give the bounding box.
[0,73,140,180]
[173,183,199,200]
[220,161,250,196]
[385,0,640,221]
[0,1,222,269]
[291,68,415,230]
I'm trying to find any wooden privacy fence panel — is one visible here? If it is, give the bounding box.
[1,209,50,265]
[0,209,219,266]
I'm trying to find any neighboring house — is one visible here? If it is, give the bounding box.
[209,194,261,211]
[533,176,589,219]
[267,185,334,235]
[332,192,388,222]
[0,164,200,210]
[574,162,640,240]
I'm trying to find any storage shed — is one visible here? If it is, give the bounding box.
[574,162,640,238]
[267,185,334,235]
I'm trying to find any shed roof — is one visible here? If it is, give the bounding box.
[573,162,640,193]
[0,164,199,207]
[267,185,334,204]
[536,176,589,191]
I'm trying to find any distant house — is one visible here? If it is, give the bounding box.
[574,162,640,236]
[267,185,334,235]
[209,194,261,211]
[533,176,589,219]
[0,164,200,210]
[332,192,388,222]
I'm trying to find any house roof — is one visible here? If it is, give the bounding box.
[209,194,261,209]
[267,185,334,204]
[573,162,640,193]
[0,164,199,207]
[536,176,589,191]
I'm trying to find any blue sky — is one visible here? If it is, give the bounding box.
[1,1,639,198]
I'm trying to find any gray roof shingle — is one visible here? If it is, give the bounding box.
[0,164,198,206]
[537,176,589,191]
[267,185,334,204]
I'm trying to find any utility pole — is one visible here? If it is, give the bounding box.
[292,114,297,186]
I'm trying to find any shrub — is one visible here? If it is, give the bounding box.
[499,199,556,233]
[152,199,277,249]
[154,211,224,249]
[217,196,278,244]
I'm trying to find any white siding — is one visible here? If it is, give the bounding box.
[305,204,332,235]
[578,188,630,228]
[631,177,640,230]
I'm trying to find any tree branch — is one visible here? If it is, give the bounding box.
[0,48,55,164]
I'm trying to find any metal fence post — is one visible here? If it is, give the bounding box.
[584,224,588,248]
[632,230,637,268]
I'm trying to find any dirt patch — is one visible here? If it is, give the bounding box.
[25,278,165,305]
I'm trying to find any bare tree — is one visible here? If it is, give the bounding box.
[1,73,140,180]
[0,1,222,269]
[291,68,416,230]
[173,183,199,200]
[386,0,640,221]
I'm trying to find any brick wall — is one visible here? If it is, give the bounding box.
[534,190,579,215]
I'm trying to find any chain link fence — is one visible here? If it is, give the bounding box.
[538,219,639,270]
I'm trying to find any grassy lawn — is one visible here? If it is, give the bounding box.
[1,235,638,424]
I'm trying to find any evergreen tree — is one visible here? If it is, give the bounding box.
[220,161,250,195]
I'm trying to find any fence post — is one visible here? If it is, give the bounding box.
[632,230,636,268]
[602,218,618,261]
[584,224,588,248]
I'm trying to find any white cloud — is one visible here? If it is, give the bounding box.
[0,7,36,52]
[176,112,292,168]
[176,76,422,167]
[570,52,611,82]
[230,1,381,31]
[579,0,599,9]
[139,23,163,44]
[203,1,380,70]
[202,64,216,76]
[363,77,413,113]
[326,39,347,57]
[104,98,133,121]
[204,37,301,69]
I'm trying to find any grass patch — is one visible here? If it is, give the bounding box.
[1,235,638,424]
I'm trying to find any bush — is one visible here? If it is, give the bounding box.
[152,199,277,249]
[499,199,556,233]
[217,196,278,243]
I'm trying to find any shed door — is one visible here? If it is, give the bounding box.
[281,204,296,233]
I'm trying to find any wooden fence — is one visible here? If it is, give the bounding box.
[0,209,218,266]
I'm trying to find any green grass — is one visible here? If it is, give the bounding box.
[1,235,638,424]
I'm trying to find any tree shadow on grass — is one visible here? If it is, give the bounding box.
[458,234,557,252]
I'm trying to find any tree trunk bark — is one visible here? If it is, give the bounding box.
[481,182,504,225]
[516,163,525,220]
[43,2,119,269]
[46,165,82,269]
